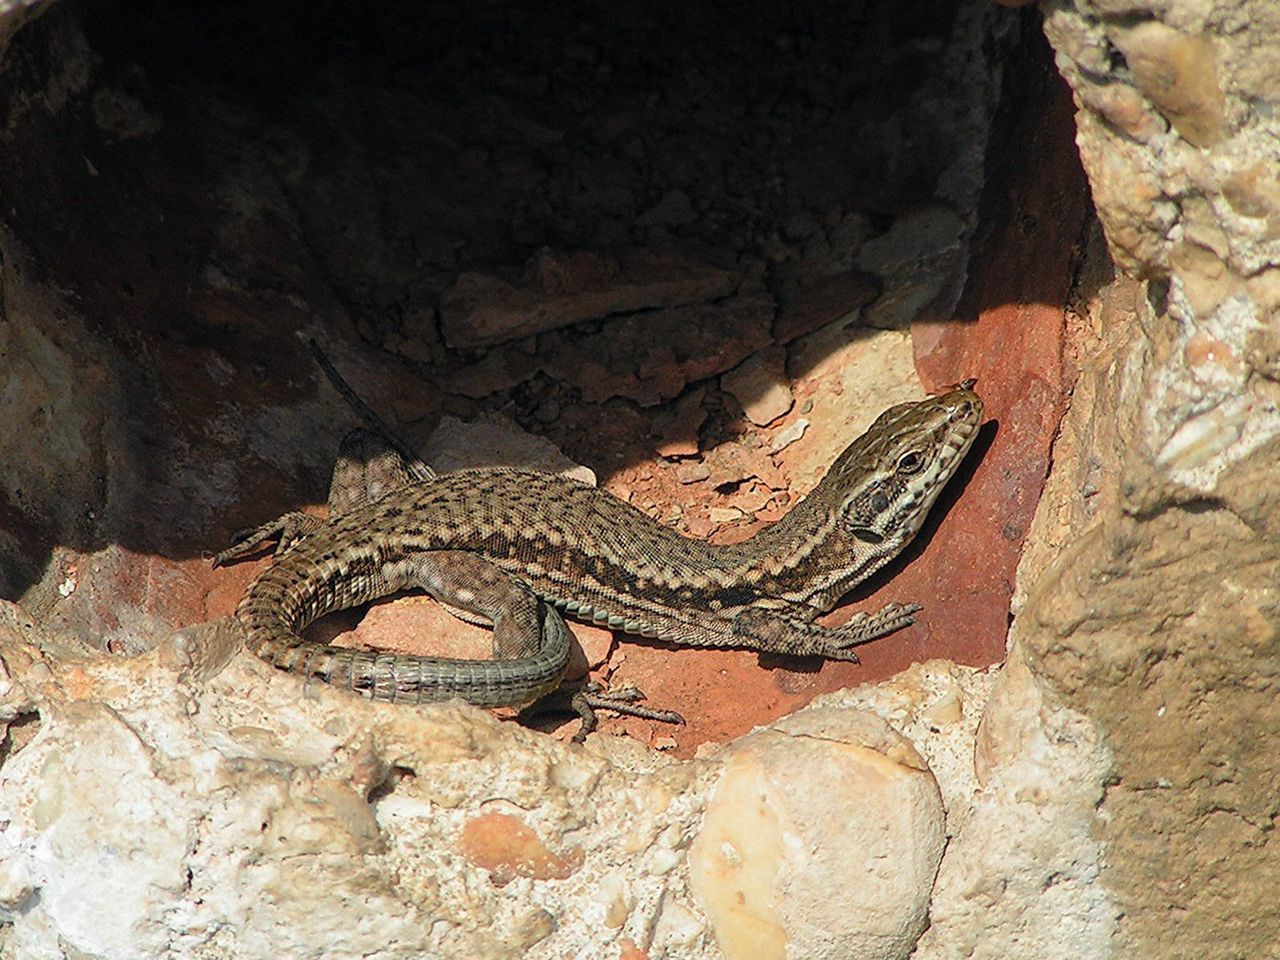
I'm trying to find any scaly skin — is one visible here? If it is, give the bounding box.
[218,385,983,711]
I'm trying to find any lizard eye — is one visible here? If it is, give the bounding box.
[896,451,924,474]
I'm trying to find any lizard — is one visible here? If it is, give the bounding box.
[213,353,983,739]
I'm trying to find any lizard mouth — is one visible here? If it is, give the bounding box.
[937,391,983,471]
[946,409,981,459]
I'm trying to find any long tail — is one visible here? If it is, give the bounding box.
[236,565,571,708]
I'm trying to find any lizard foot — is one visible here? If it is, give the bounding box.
[536,683,684,743]
[817,602,923,662]
[210,512,324,567]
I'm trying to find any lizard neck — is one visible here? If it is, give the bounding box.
[715,384,983,608]
[717,475,882,610]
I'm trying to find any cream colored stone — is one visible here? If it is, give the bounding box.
[707,506,745,524]
[159,615,244,681]
[1179,195,1231,260]
[13,703,191,958]
[1183,331,1242,386]
[1168,241,1244,317]
[1226,20,1280,105]
[1044,9,1110,77]
[688,707,944,960]
[810,660,995,819]
[688,774,787,960]
[780,324,921,492]
[1077,79,1166,142]
[653,897,706,949]
[855,206,966,330]
[1072,112,1172,275]
[1246,269,1280,313]
[1221,162,1280,223]
[1114,22,1228,147]
[915,645,1116,960]
[592,872,631,928]
[422,412,596,485]
[0,617,718,960]
[1091,0,1175,15]
[921,690,964,726]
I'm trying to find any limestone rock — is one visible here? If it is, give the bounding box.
[914,647,1116,959]
[1045,0,1280,289]
[809,660,996,826]
[421,412,596,485]
[541,289,776,406]
[688,707,945,960]
[855,207,967,330]
[779,323,921,492]
[1112,22,1228,148]
[772,271,879,344]
[0,607,719,960]
[0,613,979,960]
[651,387,708,458]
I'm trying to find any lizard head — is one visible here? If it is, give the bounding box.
[826,382,983,552]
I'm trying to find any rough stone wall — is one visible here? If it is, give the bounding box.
[1019,1,1280,955]
[0,604,988,960]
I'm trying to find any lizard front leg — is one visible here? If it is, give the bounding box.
[211,512,324,567]
[730,601,922,663]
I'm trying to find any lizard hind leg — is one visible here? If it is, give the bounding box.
[519,682,687,743]
[389,550,685,740]
[211,428,428,568]
[384,549,551,662]
[567,685,685,743]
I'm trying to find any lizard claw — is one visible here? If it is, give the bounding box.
[820,602,923,660]
[211,512,324,568]
[569,683,685,743]
[210,524,279,568]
